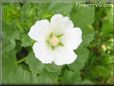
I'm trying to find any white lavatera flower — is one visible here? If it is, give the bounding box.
[28,14,82,66]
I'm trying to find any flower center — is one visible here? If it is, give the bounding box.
[49,36,59,46]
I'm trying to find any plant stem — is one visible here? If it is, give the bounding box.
[15,57,26,64]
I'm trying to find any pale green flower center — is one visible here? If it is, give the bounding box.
[47,33,64,49]
[49,36,59,46]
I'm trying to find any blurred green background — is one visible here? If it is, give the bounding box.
[2,1,114,85]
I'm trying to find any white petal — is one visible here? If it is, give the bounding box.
[50,14,74,35]
[32,42,54,64]
[53,46,77,66]
[60,27,82,50]
[28,20,51,42]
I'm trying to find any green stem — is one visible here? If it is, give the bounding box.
[15,57,26,64]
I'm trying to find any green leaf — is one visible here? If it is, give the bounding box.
[6,66,32,84]
[101,20,113,35]
[25,52,44,75]
[2,22,20,52]
[48,2,73,15]
[60,69,81,84]
[3,22,20,41]
[101,8,113,35]
[2,51,17,83]
[82,26,95,46]
[2,50,32,84]
[20,33,33,47]
[70,6,95,27]
[44,63,62,74]
[32,68,59,84]
[68,46,89,70]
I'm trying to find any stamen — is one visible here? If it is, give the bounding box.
[50,36,59,46]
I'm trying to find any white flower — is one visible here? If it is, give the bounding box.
[28,14,82,66]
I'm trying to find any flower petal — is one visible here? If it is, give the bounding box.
[53,46,77,66]
[50,14,74,35]
[28,20,51,42]
[60,27,82,50]
[32,42,54,64]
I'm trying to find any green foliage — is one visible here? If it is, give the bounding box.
[68,47,89,71]
[70,6,95,27]
[2,2,113,85]
[32,68,59,84]
[59,69,81,84]
[25,52,44,75]
[82,7,114,84]
[48,2,73,15]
